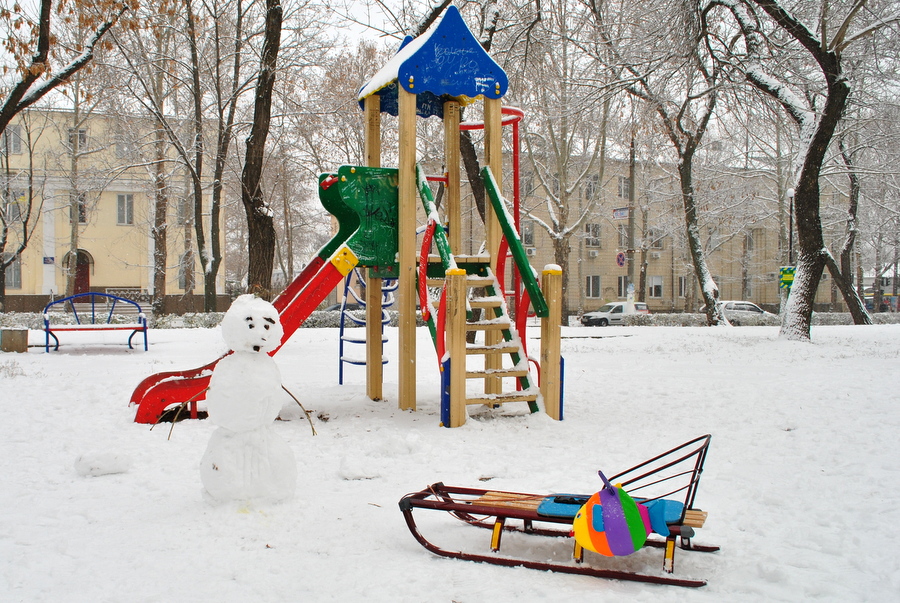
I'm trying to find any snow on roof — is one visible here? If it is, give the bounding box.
[357,5,508,119]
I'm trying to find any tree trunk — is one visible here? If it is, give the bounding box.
[679,152,726,325]
[460,129,486,224]
[831,135,872,324]
[0,263,6,312]
[778,70,852,339]
[241,0,282,299]
[152,125,167,316]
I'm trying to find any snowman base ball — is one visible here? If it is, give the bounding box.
[201,425,297,503]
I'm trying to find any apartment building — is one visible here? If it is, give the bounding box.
[521,163,845,316]
[1,109,226,313]
[442,155,845,317]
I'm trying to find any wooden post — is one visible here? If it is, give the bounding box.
[443,100,461,253]
[397,87,417,411]
[364,96,384,401]
[446,268,468,427]
[483,98,503,263]
[483,98,503,395]
[365,95,381,168]
[540,266,563,420]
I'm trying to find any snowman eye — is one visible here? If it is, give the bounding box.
[245,316,255,328]
[264,324,270,330]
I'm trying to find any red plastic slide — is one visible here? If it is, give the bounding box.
[131,253,348,423]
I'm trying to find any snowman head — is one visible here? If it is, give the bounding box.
[220,294,284,354]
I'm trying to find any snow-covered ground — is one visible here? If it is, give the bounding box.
[1,323,898,602]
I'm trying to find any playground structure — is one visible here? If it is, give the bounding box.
[129,6,562,428]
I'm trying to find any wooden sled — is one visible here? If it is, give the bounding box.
[399,434,717,588]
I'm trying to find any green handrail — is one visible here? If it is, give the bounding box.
[481,166,549,318]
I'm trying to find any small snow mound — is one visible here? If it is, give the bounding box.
[74,452,133,477]
[338,457,381,481]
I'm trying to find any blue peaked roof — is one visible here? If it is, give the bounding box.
[357,5,508,119]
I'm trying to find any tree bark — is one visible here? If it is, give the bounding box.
[152,124,167,315]
[241,0,282,299]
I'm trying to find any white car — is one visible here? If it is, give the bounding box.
[702,300,774,326]
[581,302,650,326]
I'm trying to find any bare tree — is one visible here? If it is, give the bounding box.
[0,0,129,309]
[518,1,607,318]
[0,0,129,133]
[588,0,729,325]
[241,0,282,298]
[113,0,260,311]
[701,0,900,339]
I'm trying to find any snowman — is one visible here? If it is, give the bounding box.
[200,294,297,503]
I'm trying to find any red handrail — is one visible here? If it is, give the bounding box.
[418,220,437,322]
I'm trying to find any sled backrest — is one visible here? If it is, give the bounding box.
[608,434,711,523]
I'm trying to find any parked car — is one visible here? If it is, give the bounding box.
[700,300,773,326]
[581,302,650,326]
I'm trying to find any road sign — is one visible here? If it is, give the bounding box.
[779,266,795,289]
[616,252,626,267]
[613,207,629,220]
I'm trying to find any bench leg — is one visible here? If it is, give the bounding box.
[127,327,148,351]
[45,330,59,352]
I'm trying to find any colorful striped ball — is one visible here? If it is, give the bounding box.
[572,482,651,557]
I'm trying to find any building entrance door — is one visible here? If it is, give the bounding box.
[74,250,91,294]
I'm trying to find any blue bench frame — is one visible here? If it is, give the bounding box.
[43,292,148,352]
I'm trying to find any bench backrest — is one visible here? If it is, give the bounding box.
[44,293,145,325]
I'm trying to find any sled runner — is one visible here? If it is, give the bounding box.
[398,434,717,588]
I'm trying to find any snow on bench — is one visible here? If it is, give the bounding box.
[43,292,149,352]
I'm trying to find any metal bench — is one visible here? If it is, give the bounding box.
[43,292,149,352]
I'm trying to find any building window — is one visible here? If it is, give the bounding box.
[586,275,601,298]
[617,176,631,199]
[585,174,600,200]
[585,222,601,248]
[3,252,21,289]
[68,128,87,149]
[647,228,663,249]
[1,125,22,155]
[617,224,628,248]
[117,194,134,225]
[4,190,25,222]
[617,275,628,298]
[521,219,534,246]
[648,276,663,298]
[678,276,687,298]
[178,252,191,290]
[176,196,189,226]
[70,192,87,224]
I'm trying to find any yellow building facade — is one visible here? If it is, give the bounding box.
[1,109,225,313]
